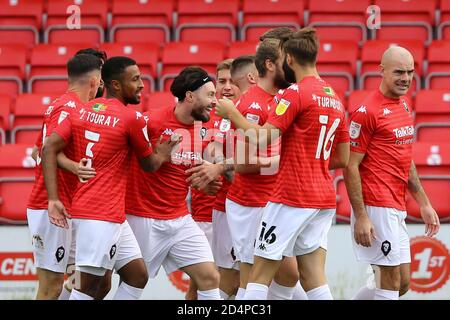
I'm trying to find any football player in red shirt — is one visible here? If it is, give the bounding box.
[186,59,242,300]
[27,54,101,300]
[42,57,177,300]
[125,67,222,300]
[215,28,350,300]
[344,46,440,300]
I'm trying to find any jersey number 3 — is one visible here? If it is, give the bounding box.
[315,115,340,161]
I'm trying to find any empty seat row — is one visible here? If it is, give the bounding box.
[1,40,450,97]
[1,0,450,47]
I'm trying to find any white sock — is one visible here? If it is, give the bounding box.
[267,281,296,300]
[58,285,71,300]
[235,287,246,300]
[374,288,399,300]
[69,289,94,300]
[219,289,230,300]
[292,281,308,300]
[242,283,268,300]
[113,282,143,300]
[197,288,222,300]
[352,286,376,300]
[306,284,333,300]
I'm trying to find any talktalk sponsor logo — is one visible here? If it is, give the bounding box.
[0,252,37,281]
[393,125,414,139]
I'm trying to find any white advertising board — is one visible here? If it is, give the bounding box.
[1,225,449,300]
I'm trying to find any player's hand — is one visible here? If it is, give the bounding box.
[48,200,71,229]
[354,214,377,247]
[77,158,96,183]
[155,134,182,162]
[185,162,223,190]
[420,205,440,237]
[200,179,223,195]
[215,98,236,119]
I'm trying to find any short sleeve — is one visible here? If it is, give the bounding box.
[46,105,72,136]
[266,85,301,133]
[335,114,350,144]
[348,107,377,154]
[53,113,73,143]
[128,111,153,158]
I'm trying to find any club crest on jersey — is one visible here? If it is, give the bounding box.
[219,119,231,132]
[349,121,362,139]
[200,127,208,140]
[92,103,107,112]
[275,99,290,116]
[402,100,410,113]
[323,86,335,96]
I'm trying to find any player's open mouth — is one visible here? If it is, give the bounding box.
[205,105,213,112]
[223,93,234,98]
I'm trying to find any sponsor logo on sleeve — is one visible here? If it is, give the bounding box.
[246,113,260,124]
[349,121,362,139]
[275,99,290,116]
[323,86,335,96]
[57,110,70,124]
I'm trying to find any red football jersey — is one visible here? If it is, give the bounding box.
[191,188,214,222]
[126,106,213,220]
[226,85,278,207]
[349,90,414,210]
[267,77,349,208]
[54,98,153,223]
[28,92,81,210]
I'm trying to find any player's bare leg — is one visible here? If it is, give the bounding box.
[94,270,112,300]
[113,258,148,300]
[243,256,281,300]
[219,267,239,299]
[269,256,307,300]
[35,268,64,300]
[181,262,221,300]
[297,248,333,300]
[70,270,104,300]
[399,263,410,296]
[186,279,198,300]
[371,264,401,300]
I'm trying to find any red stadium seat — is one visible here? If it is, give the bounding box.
[227,41,258,58]
[0,95,12,145]
[11,94,57,144]
[335,176,351,223]
[45,0,108,45]
[28,44,91,94]
[406,177,450,222]
[438,0,450,39]
[0,44,27,96]
[0,0,42,48]
[415,90,450,143]
[147,92,178,110]
[110,0,173,44]
[0,144,35,224]
[425,41,450,90]
[317,41,358,97]
[413,142,450,175]
[372,0,436,45]
[360,40,423,95]
[100,43,159,92]
[160,42,226,91]
[240,0,304,41]
[175,0,239,44]
[308,0,371,45]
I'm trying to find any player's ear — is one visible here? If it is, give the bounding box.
[111,79,121,92]
[185,91,194,103]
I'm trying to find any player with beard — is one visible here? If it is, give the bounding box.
[125,67,222,300]
[215,28,350,300]
[42,57,176,300]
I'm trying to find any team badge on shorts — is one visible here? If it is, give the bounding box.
[32,234,44,249]
[349,121,362,139]
[381,240,391,256]
[275,99,290,116]
[109,244,117,259]
[55,246,65,263]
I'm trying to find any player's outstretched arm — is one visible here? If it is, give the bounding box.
[42,132,71,229]
[408,161,440,237]
[329,142,350,170]
[343,151,376,247]
[139,135,181,172]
